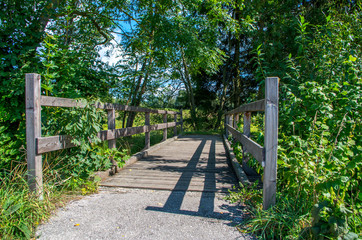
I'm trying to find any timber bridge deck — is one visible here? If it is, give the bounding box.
[101,135,238,193]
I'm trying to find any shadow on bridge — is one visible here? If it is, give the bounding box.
[145,138,243,224]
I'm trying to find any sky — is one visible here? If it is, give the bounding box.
[98,33,124,66]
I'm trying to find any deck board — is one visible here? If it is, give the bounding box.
[101,135,238,193]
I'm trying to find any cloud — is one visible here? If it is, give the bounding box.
[99,33,124,66]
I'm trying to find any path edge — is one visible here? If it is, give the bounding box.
[222,134,250,185]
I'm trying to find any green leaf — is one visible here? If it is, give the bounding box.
[349,55,357,62]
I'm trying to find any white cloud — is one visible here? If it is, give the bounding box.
[99,33,124,66]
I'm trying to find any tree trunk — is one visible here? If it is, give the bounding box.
[180,48,198,130]
[214,66,229,129]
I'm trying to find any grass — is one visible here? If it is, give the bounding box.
[0,169,53,239]
[226,183,312,240]
[0,164,100,239]
[118,128,181,155]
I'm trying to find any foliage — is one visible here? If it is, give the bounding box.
[227,183,311,240]
[0,169,53,239]
[229,3,362,239]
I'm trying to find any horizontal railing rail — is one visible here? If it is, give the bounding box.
[25,73,183,198]
[224,77,279,210]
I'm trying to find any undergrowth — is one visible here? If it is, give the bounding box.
[0,102,179,239]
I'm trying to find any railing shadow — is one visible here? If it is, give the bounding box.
[145,138,242,225]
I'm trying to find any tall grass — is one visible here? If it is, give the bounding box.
[0,166,53,239]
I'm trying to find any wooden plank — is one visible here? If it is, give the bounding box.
[233,113,239,129]
[242,112,251,165]
[100,183,232,193]
[98,103,177,114]
[226,99,265,115]
[107,109,116,149]
[225,124,264,165]
[38,126,146,153]
[145,112,150,149]
[263,77,279,210]
[108,109,117,172]
[41,96,177,114]
[174,114,177,136]
[151,122,177,131]
[243,112,251,137]
[163,114,167,141]
[180,109,183,132]
[25,73,43,198]
[41,96,86,108]
[225,115,231,137]
[37,135,76,154]
[37,123,180,154]
[98,126,146,141]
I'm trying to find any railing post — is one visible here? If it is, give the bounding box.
[173,113,177,136]
[108,109,117,173]
[263,77,279,210]
[180,109,183,133]
[233,113,239,129]
[163,113,167,141]
[25,73,43,199]
[242,112,251,165]
[243,112,251,137]
[145,112,150,149]
[225,114,230,137]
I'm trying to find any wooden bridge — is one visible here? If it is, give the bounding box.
[25,73,278,210]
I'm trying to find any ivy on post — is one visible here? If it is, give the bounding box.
[25,73,43,199]
[263,77,279,210]
[145,112,150,149]
[108,108,117,173]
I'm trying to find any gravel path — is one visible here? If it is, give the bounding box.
[36,187,252,240]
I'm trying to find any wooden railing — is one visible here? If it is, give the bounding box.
[25,73,183,197]
[224,77,279,210]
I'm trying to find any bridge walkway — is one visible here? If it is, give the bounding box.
[101,135,238,193]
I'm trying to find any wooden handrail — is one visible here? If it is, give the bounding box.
[40,96,180,114]
[224,77,279,210]
[25,73,183,198]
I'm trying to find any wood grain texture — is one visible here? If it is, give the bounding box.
[25,73,43,198]
[225,124,264,165]
[37,122,179,154]
[107,109,116,149]
[174,114,177,136]
[226,99,265,115]
[163,114,167,141]
[41,96,86,108]
[41,96,178,114]
[180,109,183,132]
[263,77,279,210]
[145,112,150,149]
[242,112,251,165]
[101,135,237,193]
